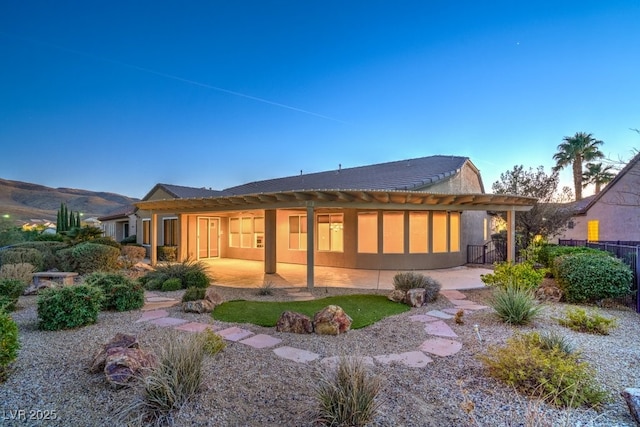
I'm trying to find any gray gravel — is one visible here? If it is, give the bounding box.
[1,285,639,426]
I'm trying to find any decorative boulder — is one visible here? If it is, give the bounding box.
[89,333,139,374]
[276,311,313,334]
[182,299,215,314]
[388,289,406,303]
[313,305,352,335]
[621,388,640,425]
[405,288,427,307]
[205,289,224,306]
[23,279,58,296]
[104,347,156,387]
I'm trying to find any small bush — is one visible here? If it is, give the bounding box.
[161,278,182,292]
[392,272,441,301]
[121,245,146,268]
[140,258,211,291]
[537,244,608,269]
[0,263,35,285]
[0,279,27,312]
[91,237,122,249]
[489,286,543,325]
[37,285,104,330]
[70,243,121,274]
[183,270,210,289]
[557,307,617,335]
[198,328,226,356]
[120,332,205,425]
[0,248,44,271]
[84,272,144,312]
[479,332,608,408]
[256,281,275,296]
[538,331,575,355]
[120,234,137,245]
[10,241,67,270]
[481,261,546,291]
[554,253,633,303]
[182,287,206,302]
[0,311,20,382]
[314,356,382,426]
[157,246,178,262]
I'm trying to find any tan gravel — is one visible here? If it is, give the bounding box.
[1,284,639,426]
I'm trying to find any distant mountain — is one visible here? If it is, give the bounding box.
[0,178,139,223]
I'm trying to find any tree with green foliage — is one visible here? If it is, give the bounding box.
[553,132,605,200]
[492,165,573,248]
[582,162,616,194]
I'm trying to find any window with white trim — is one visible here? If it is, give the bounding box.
[289,215,307,250]
[229,216,264,248]
[357,212,378,253]
[318,214,343,252]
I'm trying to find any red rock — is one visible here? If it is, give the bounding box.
[313,305,352,335]
[276,311,313,334]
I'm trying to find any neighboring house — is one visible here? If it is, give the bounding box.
[98,205,137,242]
[135,155,536,286]
[557,151,640,243]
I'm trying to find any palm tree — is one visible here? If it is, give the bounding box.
[552,132,604,200]
[583,162,616,194]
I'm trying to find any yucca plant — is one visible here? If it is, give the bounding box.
[489,285,543,325]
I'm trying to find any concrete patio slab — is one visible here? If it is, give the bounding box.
[424,320,458,338]
[273,346,321,363]
[440,289,467,300]
[239,334,282,349]
[425,310,454,319]
[320,356,375,369]
[174,322,219,333]
[447,301,489,310]
[136,309,169,322]
[149,317,188,327]
[419,337,463,357]
[409,314,441,323]
[217,326,254,342]
[374,351,433,368]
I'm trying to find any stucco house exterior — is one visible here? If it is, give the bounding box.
[98,205,137,242]
[135,155,535,287]
[557,151,640,243]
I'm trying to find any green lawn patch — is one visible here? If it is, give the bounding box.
[212,294,410,329]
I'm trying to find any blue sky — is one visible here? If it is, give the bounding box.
[1,1,639,199]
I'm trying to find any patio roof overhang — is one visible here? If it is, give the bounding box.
[135,189,536,213]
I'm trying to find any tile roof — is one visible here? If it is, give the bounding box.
[224,155,469,195]
[97,204,137,221]
[143,183,227,200]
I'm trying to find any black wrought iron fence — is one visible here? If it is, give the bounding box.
[467,240,507,265]
[558,240,640,313]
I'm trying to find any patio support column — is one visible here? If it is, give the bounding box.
[506,209,515,262]
[150,211,158,266]
[178,214,188,262]
[306,203,315,289]
[264,209,277,274]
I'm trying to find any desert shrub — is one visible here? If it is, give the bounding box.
[479,331,608,408]
[0,262,35,285]
[140,258,211,291]
[85,272,144,312]
[0,279,26,312]
[161,278,182,292]
[538,331,575,355]
[314,356,382,426]
[157,246,177,262]
[557,307,617,335]
[182,287,206,302]
[120,234,137,245]
[55,247,76,272]
[554,253,632,303]
[0,311,20,382]
[489,286,543,325]
[120,332,205,425]
[198,328,226,356]
[392,272,441,301]
[256,280,275,296]
[0,248,44,271]
[481,261,546,291]
[537,244,608,269]
[121,245,146,268]
[4,241,68,271]
[70,242,120,274]
[91,237,122,249]
[37,285,104,330]
[34,232,64,242]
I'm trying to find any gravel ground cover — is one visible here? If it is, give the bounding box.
[1,284,639,426]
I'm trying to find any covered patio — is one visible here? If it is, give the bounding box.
[199,258,492,291]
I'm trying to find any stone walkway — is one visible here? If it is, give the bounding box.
[136,289,488,368]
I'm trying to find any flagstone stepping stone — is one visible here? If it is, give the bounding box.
[449,303,488,310]
[149,317,188,327]
[320,356,375,369]
[142,298,180,311]
[425,310,454,319]
[284,289,315,301]
[174,322,219,333]
[374,351,433,368]
[146,296,177,302]
[409,314,441,323]
[424,320,458,338]
[217,327,254,342]
[144,292,160,298]
[273,346,320,363]
[136,309,169,322]
[440,290,467,300]
[239,334,282,349]
[419,337,463,357]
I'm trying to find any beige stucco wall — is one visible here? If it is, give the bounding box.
[417,160,484,194]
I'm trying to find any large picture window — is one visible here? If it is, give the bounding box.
[409,212,429,253]
[383,212,404,253]
[432,212,448,253]
[449,212,460,252]
[229,216,264,248]
[357,212,378,253]
[318,214,343,252]
[163,218,178,246]
[289,215,307,250]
